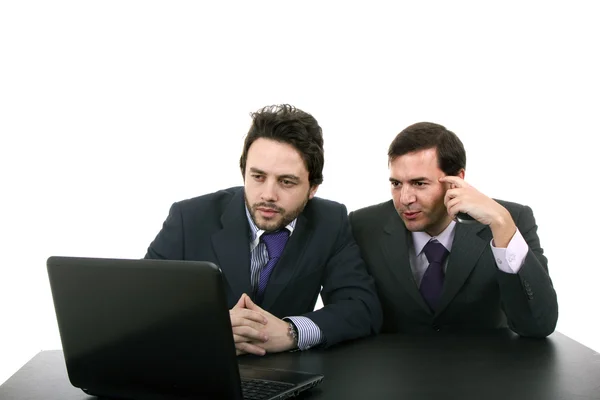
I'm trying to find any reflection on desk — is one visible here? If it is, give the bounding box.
[1,330,600,400]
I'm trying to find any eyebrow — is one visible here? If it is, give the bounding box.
[249,168,300,182]
[279,175,300,183]
[389,177,431,183]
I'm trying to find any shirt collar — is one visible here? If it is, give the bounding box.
[412,220,457,256]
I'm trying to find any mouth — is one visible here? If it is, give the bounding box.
[402,211,421,220]
[257,207,280,218]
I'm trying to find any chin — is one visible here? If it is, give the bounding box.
[402,220,426,233]
[256,217,282,232]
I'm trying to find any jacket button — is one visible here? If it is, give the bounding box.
[432,324,441,332]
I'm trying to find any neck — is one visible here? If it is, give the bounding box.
[425,215,454,237]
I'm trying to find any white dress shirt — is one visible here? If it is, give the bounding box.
[409,220,529,287]
[245,207,324,350]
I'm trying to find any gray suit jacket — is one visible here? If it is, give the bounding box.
[145,187,382,347]
[349,199,558,338]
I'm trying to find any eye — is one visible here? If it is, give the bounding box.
[413,181,426,187]
[281,179,296,187]
[390,181,400,188]
[252,174,265,181]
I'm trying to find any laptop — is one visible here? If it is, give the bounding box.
[46,256,324,400]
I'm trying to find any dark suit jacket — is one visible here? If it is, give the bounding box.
[145,187,382,347]
[349,199,558,338]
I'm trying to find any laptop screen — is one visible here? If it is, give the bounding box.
[47,256,243,399]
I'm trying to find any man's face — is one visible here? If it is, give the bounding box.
[244,138,318,232]
[389,148,460,236]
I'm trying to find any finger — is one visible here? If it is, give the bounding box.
[231,320,267,333]
[233,333,257,344]
[230,309,268,325]
[232,318,268,332]
[230,315,265,329]
[230,307,267,322]
[444,190,451,207]
[244,297,275,319]
[233,333,245,343]
[233,293,248,309]
[236,348,247,356]
[233,332,268,345]
[243,294,260,311]
[446,198,462,217]
[439,176,466,187]
[444,188,459,207]
[236,341,266,356]
[233,326,269,342]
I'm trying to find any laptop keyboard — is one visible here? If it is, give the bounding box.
[241,378,294,400]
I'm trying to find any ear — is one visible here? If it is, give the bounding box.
[308,184,320,199]
[457,169,465,180]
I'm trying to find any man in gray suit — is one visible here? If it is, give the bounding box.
[350,122,558,337]
[146,105,382,356]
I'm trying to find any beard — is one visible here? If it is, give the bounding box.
[245,193,310,232]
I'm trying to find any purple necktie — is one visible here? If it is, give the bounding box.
[419,240,449,311]
[256,229,290,302]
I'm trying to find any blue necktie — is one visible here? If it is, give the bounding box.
[256,229,290,302]
[419,240,449,311]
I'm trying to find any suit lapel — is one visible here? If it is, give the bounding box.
[260,212,312,310]
[382,210,432,314]
[211,189,253,298]
[436,222,491,316]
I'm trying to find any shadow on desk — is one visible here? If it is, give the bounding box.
[2,330,600,400]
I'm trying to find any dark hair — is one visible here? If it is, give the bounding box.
[240,104,324,186]
[387,122,466,176]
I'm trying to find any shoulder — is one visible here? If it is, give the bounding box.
[493,198,535,221]
[175,186,243,215]
[302,196,349,224]
[349,200,396,227]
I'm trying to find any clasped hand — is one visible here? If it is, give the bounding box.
[229,293,295,356]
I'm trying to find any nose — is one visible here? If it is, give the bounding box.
[400,185,416,206]
[261,179,278,203]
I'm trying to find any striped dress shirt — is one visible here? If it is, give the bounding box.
[245,206,324,350]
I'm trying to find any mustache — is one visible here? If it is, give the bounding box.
[253,203,284,213]
[400,207,422,212]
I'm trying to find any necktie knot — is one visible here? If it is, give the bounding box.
[423,240,449,264]
[260,229,290,260]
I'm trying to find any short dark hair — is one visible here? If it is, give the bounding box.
[388,122,466,176]
[240,104,324,186]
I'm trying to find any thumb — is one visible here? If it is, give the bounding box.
[233,293,248,308]
[243,294,259,310]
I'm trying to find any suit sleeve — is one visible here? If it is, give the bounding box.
[301,205,383,347]
[496,205,558,338]
[145,202,185,260]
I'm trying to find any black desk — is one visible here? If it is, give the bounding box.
[2,331,600,400]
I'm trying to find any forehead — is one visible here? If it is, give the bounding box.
[389,148,442,180]
[246,138,308,176]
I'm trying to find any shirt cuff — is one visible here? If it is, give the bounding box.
[284,316,324,351]
[490,228,528,274]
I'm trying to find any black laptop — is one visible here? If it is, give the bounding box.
[46,256,324,400]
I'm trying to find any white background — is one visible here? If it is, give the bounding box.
[1,0,598,386]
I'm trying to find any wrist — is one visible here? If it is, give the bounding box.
[287,321,299,350]
[490,210,516,248]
